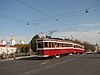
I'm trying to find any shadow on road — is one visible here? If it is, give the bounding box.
[17,57,51,60]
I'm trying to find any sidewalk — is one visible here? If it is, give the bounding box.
[0,55,37,61]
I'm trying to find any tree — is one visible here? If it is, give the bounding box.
[23,44,29,53]
[29,34,40,52]
[73,39,83,45]
[15,44,29,54]
[83,41,95,52]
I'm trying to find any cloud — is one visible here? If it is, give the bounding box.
[85,23,100,27]
[53,30,100,46]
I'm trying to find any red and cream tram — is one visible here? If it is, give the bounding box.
[36,38,84,57]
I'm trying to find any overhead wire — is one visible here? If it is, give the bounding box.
[32,3,100,25]
[17,0,100,31]
[52,3,100,17]
[17,0,100,23]
[0,14,28,29]
[0,14,25,22]
[17,0,53,20]
[36,11,84,25]
[0,14,49,30]
[27,0,100,20]
[17,0,79,31]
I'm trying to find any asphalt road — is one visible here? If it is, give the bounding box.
[0,54,100,75]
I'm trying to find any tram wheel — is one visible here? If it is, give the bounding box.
[55,55,60,59]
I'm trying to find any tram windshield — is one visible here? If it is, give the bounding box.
[37,42,43,48]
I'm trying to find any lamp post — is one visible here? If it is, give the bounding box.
[95,43,99,52]
[98,32,100,52]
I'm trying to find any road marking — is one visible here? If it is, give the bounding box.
[41,62,47,64]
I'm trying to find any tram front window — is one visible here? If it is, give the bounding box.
[38,42,43,48]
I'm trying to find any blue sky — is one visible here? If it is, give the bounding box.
[0,0,100,45]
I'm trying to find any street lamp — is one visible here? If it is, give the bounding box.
[85,9,89,13]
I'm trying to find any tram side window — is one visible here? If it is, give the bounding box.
[74,45,83,49]
[49,42,52,47]
[59,43,62,47]
[55,43,59,47]
[56,43,59,47]
[64,43,66,47]
[38,42,43,48]
[44,42,54,48]
[44,42,49,48]
[52,42,55,47]
[62,43,65,47]
[66,44,73,47]
[58,43,60,47]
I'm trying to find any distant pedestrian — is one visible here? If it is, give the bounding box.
[13,53,15,60]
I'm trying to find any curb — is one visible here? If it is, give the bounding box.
[0,55,37,61]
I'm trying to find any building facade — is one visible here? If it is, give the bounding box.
[0,35,16,59]
[1,37,6,45]
[0,44,16,58]
[10,35,16,46]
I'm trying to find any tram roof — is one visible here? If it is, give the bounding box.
[37,38,73,43]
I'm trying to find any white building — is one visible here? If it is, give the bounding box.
[1,37,6,45]
[10,35,16,46]
[0,44,16,58]
[20,38,24,44]
[0,35,17,58]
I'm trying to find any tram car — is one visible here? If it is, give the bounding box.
[36,38,84,58]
